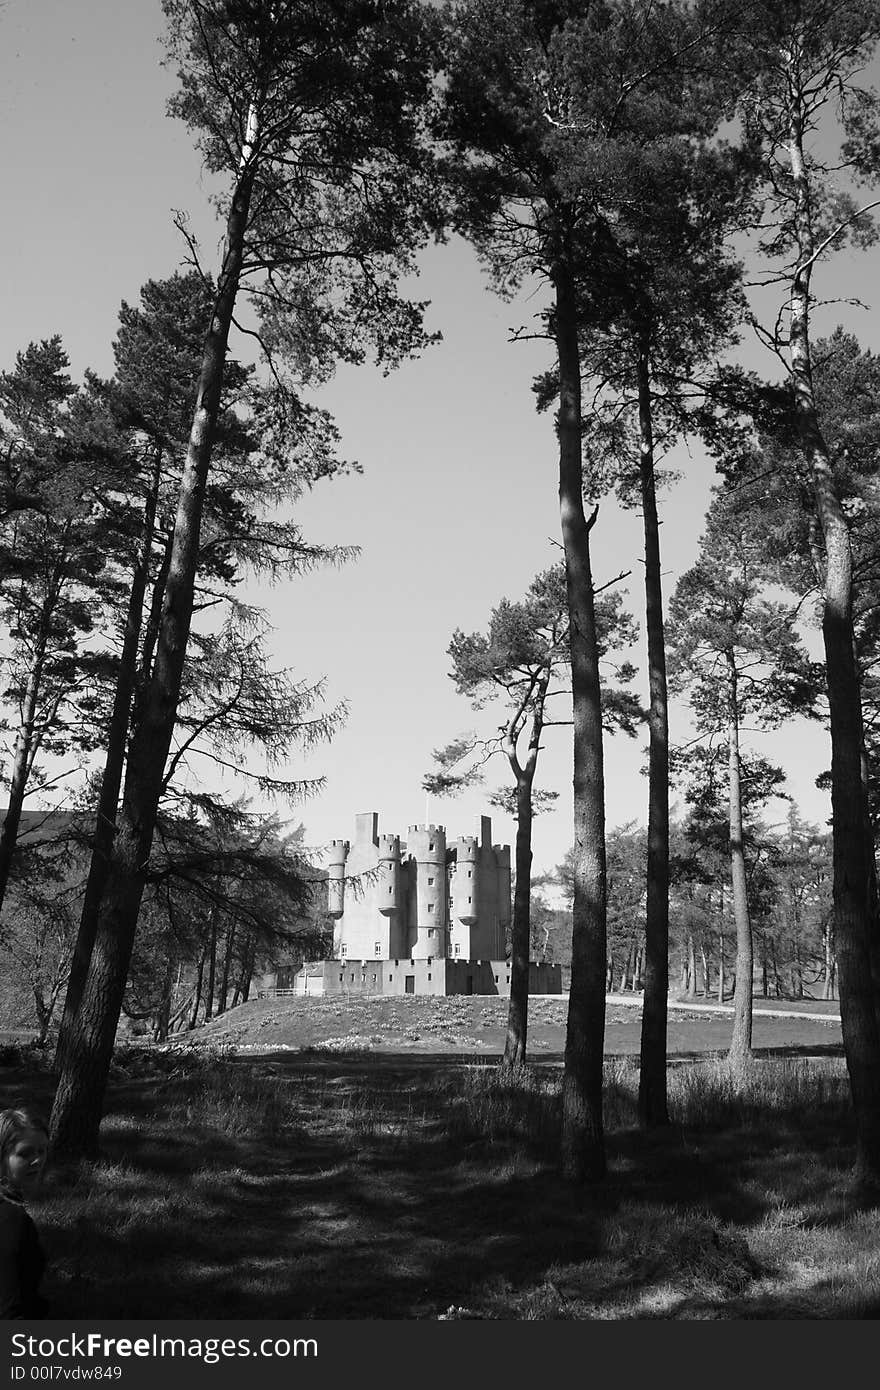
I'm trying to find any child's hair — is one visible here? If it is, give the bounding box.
[0,1106,49,1180]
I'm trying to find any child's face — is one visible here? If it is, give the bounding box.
[4,1128,48,1193]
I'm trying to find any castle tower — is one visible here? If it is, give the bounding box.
[451,836,479,925]
[327,839,349,920]
[377,834,401,915]
[495,842,512,956]
[408,823,446,959]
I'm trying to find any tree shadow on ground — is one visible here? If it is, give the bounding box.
[3,1051,874,1319]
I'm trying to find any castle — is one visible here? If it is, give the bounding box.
[294,811,561,997]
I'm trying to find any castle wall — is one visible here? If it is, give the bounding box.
[322,958,448,997]
[316,958,562,999]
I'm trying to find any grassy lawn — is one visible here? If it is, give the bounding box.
[1,995,875,1321]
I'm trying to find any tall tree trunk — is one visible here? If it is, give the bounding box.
[132,533,173,738]
[205,900,218,1023]
[717,894,725,1005]
[635,345,669,1125]
[0,648,46,912]
[824,923,835,1000]
[217,921,237,1018]
[502,671,548,1070]
[49,111,259,1160]
[154,953,174,1043]
[0,552,65,914]
[238,935,256,1005]
[502,772,535,1069]
[860,743,880,1034]
[700,941,710,997]
[727,659,753,1072]
[189,951,206,1032]
[554,257,607,1184]
[55,446,163,1072]
[788,105,880,1180]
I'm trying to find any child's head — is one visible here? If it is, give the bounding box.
[0,1107,48,1194]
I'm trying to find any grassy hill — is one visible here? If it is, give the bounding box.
[187,991,843,1060]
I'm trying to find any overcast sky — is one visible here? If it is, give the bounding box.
[2,0,878,877]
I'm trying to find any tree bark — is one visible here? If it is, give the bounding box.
[217,921,237,1018]
[503,774,535,1069]
[55,445,163,1073]
[502,670,549,1071]
[238,935,256,1005]
[554,256,607,1184]
[824,923,836,1000]
[685,935,696,998]
[189,951,206,1032]
[717,903,724,1004]
[205,902,218,1023]
[636,345,670,1125]
[788,102,880,1180]
[49,110,260,1160]
[154,953,174,1043]
[727,658,753,1072]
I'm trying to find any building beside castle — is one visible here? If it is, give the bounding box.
[292,811,561,998]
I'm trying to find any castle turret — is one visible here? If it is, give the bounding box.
[377,834,401,916]
[327,839,349,920]
[408,824,446,958]
[452,836,479,925]
[495,843,512,930]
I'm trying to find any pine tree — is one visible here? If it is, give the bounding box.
[426,561,640,1068]
[51,0,437,1157]
[668,490,819,1072]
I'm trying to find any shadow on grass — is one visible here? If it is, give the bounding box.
[2,1049,876,1319]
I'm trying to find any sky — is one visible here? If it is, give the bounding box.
[2,0,879,879]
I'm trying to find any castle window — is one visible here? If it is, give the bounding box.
[350,974,355,982]
[428,876,434,885]
[495,976,499,984]
[428,956,433,965]
[427,902,434,912]
[375,942,381,955]
[429,842,434,851]
[372,974,377,982]
[468,870,472,878]
[454,943,461,956]
[340,944,347,958]
[428,928,435,937]
[339,974,343,982]
[468,896,471,904]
